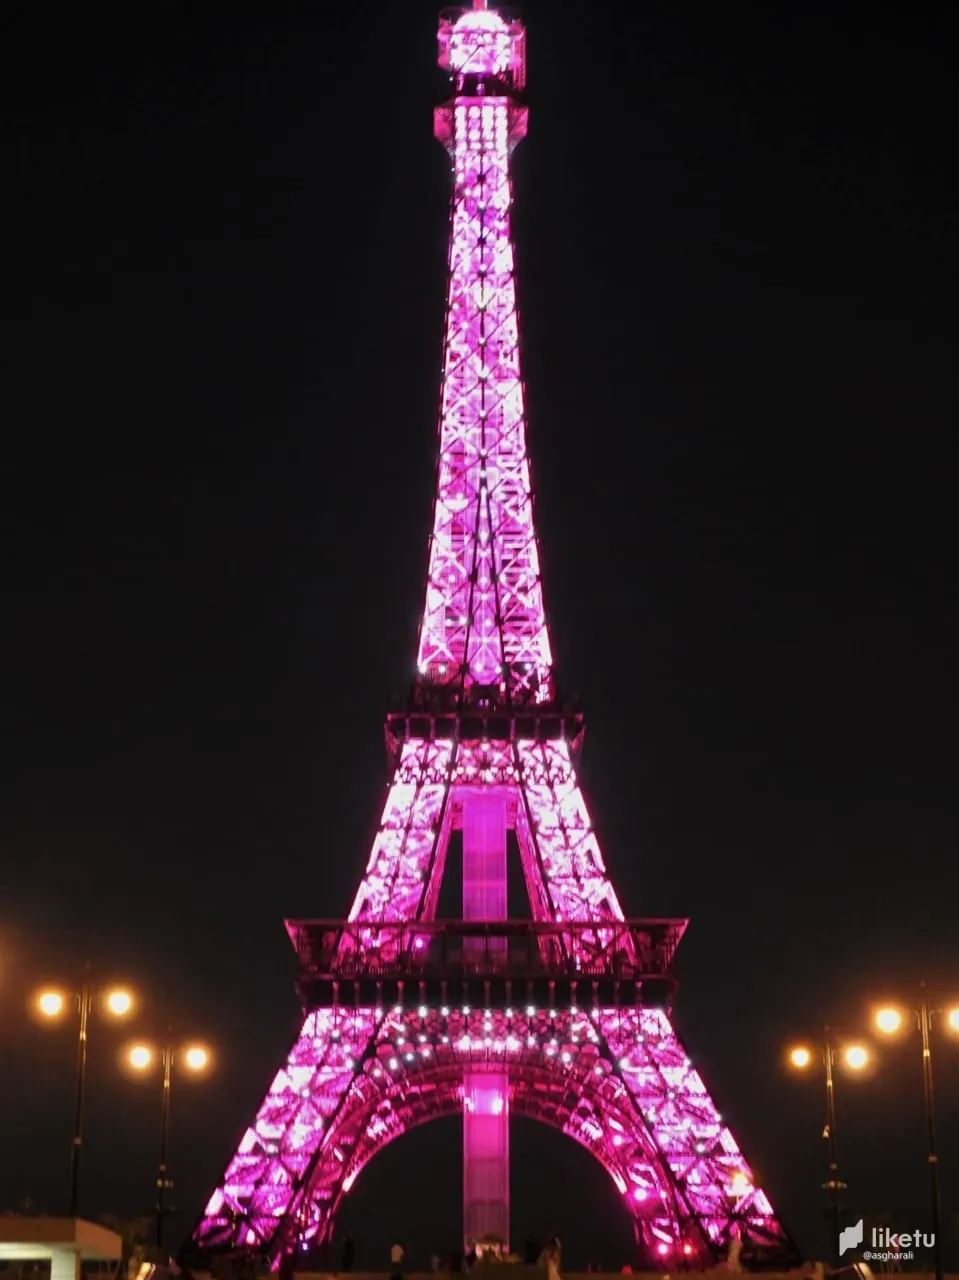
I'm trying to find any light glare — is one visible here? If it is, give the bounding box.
[844,1045,869,1070]
[788,1046,812,1069]
[105,988,133,1017]
[37,990,65,1018]
[184,1045,209,1072]
[129,1044,153,1070]
[874,1007,903,1035]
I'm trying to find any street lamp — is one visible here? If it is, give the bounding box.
[872,988,959,1280]
[786,1030,871,1258]
[32,971,135,1217]
[126,1038,213,1248]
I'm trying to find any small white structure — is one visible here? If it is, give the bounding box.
[0,1218,123,1280]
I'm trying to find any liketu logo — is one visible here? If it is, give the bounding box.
[839,1219,935,1261]
[839,1221,863,1255]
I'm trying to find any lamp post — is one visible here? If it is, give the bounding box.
[127,1038,212,1248]
[785,1031,871,1259]
[33,969,135,1217]
[872,989,959,1280]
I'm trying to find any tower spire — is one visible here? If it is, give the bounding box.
[422,4,544,707]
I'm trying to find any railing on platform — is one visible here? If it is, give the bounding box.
[384,707,584,752]
[285,918,687,981]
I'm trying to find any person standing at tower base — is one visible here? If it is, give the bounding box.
[390,1239,404,1280]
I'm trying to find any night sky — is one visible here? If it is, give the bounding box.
[2,0,958,1269]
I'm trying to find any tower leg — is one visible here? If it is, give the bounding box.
[462,792,509,1253]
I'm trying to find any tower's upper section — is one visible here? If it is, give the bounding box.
[437,3,526,90]
[415,5,553,714]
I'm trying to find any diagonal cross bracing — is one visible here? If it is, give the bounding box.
[184,4,798,1271]
[419,67,552,704]
[344,740,625,931]
[194,1008,783,1266]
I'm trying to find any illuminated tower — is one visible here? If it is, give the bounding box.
[184,2,798,1269]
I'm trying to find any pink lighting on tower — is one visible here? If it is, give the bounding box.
[185,2,799,1273]
[426,4,542,704]
[463,793,509,1249]
[191,1002,793,1266]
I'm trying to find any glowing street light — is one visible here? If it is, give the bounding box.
[871,988,959,1280]
[32,970,136,1217]
[183,1045,208,1072]
[37,990,66,1018]
[843,1044,870,1071]
[105,989,133,1017]
[129,1044,153,1071]
[126,1037,214,1249]
[36,984,134,1023]
[874,1006,903,1035]
[785,1030,872,1258]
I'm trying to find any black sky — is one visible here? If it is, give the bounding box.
[2,0,958,1268]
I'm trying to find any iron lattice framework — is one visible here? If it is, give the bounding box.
[186,2,798,1271]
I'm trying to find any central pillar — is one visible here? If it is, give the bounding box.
[461,790,509,1253]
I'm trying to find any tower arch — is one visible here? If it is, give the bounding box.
[189,1002,790,1269]
[306,1057,667,1245]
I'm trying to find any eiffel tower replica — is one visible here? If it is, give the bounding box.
[185,2,798,1270]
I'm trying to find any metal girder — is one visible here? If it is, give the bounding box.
[187,1006,796,1270]
[418,13,548,709]
[184,5,799,1273]
[339,739,630,928]
[286,918,686,980]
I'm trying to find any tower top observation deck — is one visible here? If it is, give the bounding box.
[438,3,526,90]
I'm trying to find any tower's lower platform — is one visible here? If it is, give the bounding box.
[184,1001,799,1272]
